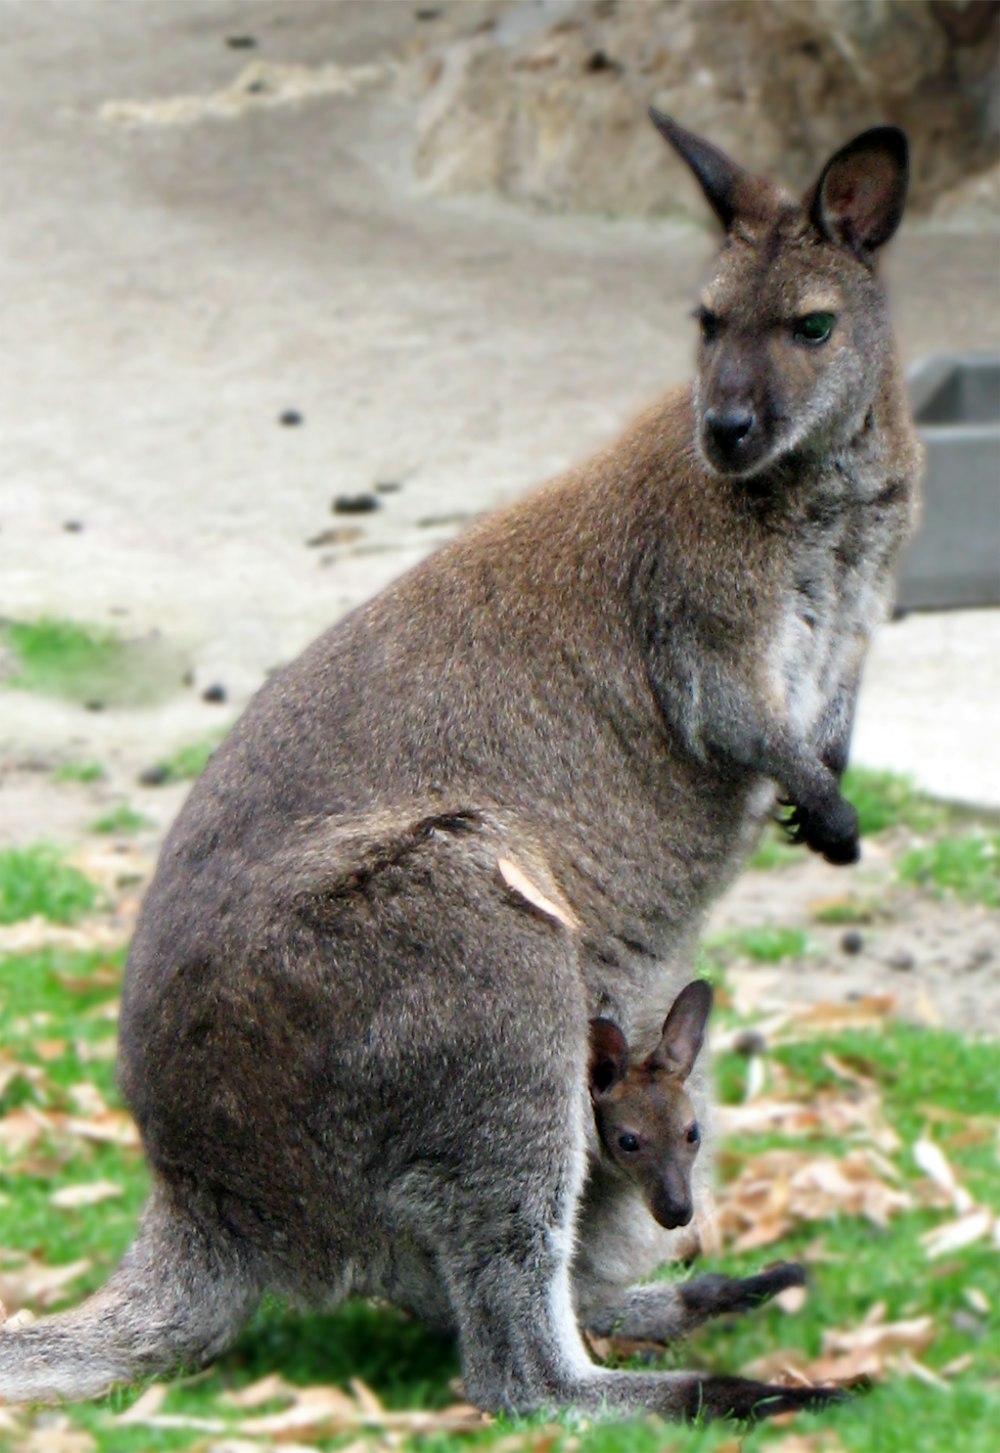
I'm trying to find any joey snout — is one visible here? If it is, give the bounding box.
[648,1175,694,1230]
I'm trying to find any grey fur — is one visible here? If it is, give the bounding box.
[0,117,921,1421]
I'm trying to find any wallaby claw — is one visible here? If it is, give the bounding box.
[781,798,860,865]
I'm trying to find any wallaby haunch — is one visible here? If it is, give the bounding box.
[588,980,713,1232]
[0,113,922,1420]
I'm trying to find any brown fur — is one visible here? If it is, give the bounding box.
[0,115,921,1422]
[589,981,712,1230]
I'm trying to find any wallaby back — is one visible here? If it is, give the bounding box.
[0,114,922,1421]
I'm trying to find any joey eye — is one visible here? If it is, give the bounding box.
[694,306,721,343]
[686,1122,701,1147]
[793,311,835,346]
[617,1132,640,1154]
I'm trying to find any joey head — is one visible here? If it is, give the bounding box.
[589,981,712,1231]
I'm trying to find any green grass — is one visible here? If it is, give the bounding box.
[2,616,185,708]
[709,925,810,963]
[898,830,1000,909]
[145,735,221,784]
[1,942,996,1453]
[54,760,106,785]
[89,804,152,837]
[748,828,801,871]
[0,844,100,924]
[841,766,944,838]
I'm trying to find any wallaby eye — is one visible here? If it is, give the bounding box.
[617,1132,640,1154]
[793,311,836,346]
[694,306,721,343]
[686,1122,700,1146]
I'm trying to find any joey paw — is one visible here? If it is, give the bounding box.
[681,1261,806,1318]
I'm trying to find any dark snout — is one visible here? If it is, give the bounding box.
[650,1184,694,1230]
[702,407,756,473]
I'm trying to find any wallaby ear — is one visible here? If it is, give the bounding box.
[807,126,909,256]
[656,980,713,1081]
[649,109,750,232]
[588,1018,629,1097]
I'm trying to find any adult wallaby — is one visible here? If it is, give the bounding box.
[0,113,921,1420]
[588,980,713,1233]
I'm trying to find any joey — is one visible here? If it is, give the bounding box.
[589,981,712,1231]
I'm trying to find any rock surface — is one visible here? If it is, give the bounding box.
[411,0,1000,219]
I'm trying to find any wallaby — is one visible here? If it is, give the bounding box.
[588,980,712,1232]
[0,113,922,1421]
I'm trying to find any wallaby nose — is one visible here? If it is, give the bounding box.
[704,408,754,457]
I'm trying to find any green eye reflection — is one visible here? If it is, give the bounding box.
[793,312,836,345]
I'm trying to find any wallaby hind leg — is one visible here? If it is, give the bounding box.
[413,1080,838,1422]
[440,1197,841,1422]
[0,1179,260,1403]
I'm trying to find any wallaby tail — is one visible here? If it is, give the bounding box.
[0,1181,260,1403]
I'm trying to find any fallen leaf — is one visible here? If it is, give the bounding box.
[920,1208,995,1258]
[55,964,122,993]
[964,1287,991,1315]
[774,1282,809,1314]
[219,1372,297,1409]
[0,1256,93,1309]
[50,1181,123,1209]
[777,996,897,1036]
[65,1110,139,1147]
[718,1148,915,1251]
[201,1443,325,1453]
[236,1383,359,1435]
[67,1083,110,1117]
[760,1435,849,1453]
[823,1312,935,1359]
[939,1353,976,1378]
[0,919,125,954]
[30,1039,68,1062]
[913,1137,975,1215]
[119,1384,168,1420]
[10,1418,95,1453]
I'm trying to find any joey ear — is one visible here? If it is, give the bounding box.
[657,980,713,1080]
[588,1018,629,1098]
[807,126,909,256]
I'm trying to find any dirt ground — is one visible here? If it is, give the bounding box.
[1,1,998,1035]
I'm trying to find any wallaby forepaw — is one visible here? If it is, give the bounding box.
[782,797,859,865]
[697,1374,850,1423]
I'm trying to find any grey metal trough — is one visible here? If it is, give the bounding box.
[896,352,1000,610]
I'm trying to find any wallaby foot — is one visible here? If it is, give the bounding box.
[0,1181,260,1403]
[443,1226,834,1422]
[587,1262,807,1342]
[686,1374,848,1422]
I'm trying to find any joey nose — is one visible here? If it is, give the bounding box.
[705,408,754,457]
[652,1194,694,1230]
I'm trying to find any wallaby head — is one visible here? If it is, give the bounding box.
[589,980,713,1230]
[651,111,909,480]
